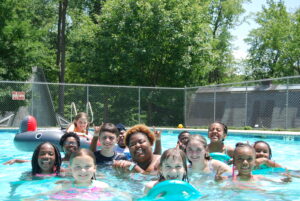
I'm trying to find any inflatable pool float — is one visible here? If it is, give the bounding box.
[252,167,286,175]
[209,152,231,163]
[14,116,93,152]
[140,180,201,201]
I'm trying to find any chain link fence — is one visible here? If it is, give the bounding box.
[185,77,300,129]
[1,76,300,129]
[0,81,184,128]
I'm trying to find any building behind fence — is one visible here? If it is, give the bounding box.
[1,75,300,129]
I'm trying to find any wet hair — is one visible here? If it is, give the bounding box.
[234,142,256,157]
[70,148,96,165]
[73,112,89,134]
[100,123,119,137]
[70,148,96,180]
[186,134,211,161]
[59,132,80,148]
[159,148,189,182]
[125,124,155,147]
[31,142,61,176]
[253,141,272,159]
[178,131,190,140]
[208,121,228,135]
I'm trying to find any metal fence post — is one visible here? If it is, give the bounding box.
[86,85,89,114]
[184,86,186,127]
[213,86,216,122]
[31,83,34,115]
[285,78,289,129]
[138,87,141,124]
[245,83,248,127]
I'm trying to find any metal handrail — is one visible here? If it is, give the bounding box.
[86,102,94,124]
[0,114,14,126]
[70,102,78,121]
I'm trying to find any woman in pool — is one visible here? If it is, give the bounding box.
[185,134,231,178]
[144,148,189,194]
[31,142,62,177]
[176,130,190,151]
[253,141,282,169]
[113,124,161,174]
[207,122,234,158]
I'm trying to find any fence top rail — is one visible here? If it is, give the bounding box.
[186,75,300,89]
[2,75,300,90]
[0,80,184,90]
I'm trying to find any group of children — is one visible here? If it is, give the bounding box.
[3,112,294,200]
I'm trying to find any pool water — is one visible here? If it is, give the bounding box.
[0,130,300,200]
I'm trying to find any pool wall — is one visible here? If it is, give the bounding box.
[2,127,300,141]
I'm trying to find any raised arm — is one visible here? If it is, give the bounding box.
[90,125,101,152]
[153,130,162,155]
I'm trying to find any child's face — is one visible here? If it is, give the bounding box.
[178,133,190,145]
[234,147,255,176]
[254,142,270,159]
[71,156,96,183]
[63,137,79,155]
[99,132,117,151]
[161,156,185,180]
[76,117,88,131]
[117,130,126,147]
[38,143,56,173]
[208,123,226,142]
[186,141,206,163]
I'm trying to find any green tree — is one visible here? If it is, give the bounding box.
[207,0,247,84]
[88,0,212,87]
[245,0,300,79]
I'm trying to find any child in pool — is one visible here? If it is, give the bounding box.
[253,141,282,169]
[186,134,231,183]
[66,112,92,140]
[207,122,234,158]
[3,133,79,168]
[91,123,128,165]
[185,134,231,180]
[144,148,189,194]
[215,143,291,184]
[31,142,62,177]
[176,131,190,151]
[25,149,119,201]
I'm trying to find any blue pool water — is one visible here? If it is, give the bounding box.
[0,129,300,200]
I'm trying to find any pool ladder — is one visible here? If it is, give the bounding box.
[70,102,94,124]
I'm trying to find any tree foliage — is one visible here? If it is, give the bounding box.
[245,0,300,79]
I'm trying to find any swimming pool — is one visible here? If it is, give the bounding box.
[0,129,300,200]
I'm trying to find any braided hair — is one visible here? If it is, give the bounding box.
[31,142,62,176]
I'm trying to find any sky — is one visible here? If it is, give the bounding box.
[231,0,300,61]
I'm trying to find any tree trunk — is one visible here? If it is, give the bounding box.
[57,0,68,116]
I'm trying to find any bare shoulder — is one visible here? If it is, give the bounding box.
[66,123,75,132]
[225,145,234,157]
